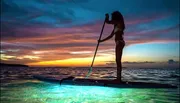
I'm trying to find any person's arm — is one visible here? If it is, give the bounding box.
[99,30,114,42]
[106,20,119,24]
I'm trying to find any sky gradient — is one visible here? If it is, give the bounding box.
[1,0,179,67]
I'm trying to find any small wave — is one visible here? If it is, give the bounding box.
[170,74,180,78]
[100,76,116,79]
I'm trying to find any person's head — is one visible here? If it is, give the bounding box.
[111,11,125,30]
[111,11,123,21]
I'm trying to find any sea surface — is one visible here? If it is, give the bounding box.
[1,67,180,103]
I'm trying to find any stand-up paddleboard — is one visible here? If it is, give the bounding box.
[33,75,177,88]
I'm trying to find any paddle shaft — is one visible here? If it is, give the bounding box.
[87,18,106,77]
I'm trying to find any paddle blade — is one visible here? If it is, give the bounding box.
[86,67,92,78]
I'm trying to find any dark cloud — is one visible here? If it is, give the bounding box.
[123,61,156,64]
[168,59,179,64]
[1,42,36,50]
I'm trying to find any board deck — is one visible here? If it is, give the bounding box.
[33,75,177,88]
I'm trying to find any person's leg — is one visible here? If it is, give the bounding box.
[116,45,122,81]
[115,42,124,82]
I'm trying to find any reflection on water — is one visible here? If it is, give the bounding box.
[1,67,180,103]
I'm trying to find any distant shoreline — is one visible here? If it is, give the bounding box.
[0,63,29,67]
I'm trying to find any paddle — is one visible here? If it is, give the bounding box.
[86,16,106,78]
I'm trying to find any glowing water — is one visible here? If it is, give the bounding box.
[1,67,179,103]
[1,81,179,103]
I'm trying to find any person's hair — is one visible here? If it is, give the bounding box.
[111,11,125,30]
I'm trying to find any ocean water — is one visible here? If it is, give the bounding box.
[0,67,179,103]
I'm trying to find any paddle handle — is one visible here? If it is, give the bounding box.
[86,18,106,77]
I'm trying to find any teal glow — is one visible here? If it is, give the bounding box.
[1,81,179,103]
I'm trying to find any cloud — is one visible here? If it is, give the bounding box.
[105,60,179,68]
[168,59,179,64]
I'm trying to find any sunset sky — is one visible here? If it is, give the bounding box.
[1,0,179,67]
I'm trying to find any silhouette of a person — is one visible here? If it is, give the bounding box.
[98,11,125,83]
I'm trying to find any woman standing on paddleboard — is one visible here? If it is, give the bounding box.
[98,11,125,83]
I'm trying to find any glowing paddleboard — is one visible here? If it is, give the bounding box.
[33,75,177,88]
